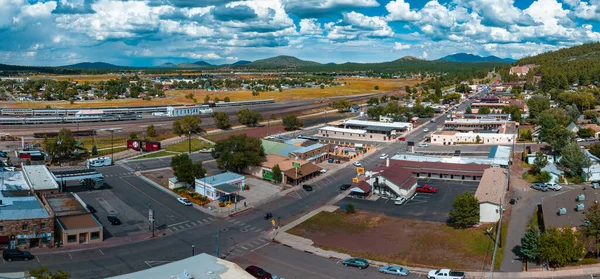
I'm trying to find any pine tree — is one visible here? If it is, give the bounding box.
[520,225,540,261]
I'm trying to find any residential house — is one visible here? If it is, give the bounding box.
[541,163,564,184]
[195,172,244,201]
[567,122,579,134]
[474,168,507,223]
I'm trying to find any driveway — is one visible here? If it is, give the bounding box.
[336,179,479,223]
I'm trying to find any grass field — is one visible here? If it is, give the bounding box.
[165,139,213,153]
[289,210,497,270]
[76,132,175,150]
[5,78,418,109]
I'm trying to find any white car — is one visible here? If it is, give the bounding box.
[423,128,430,132]
[4,167,15,171]
[577,138,585,142]
[319,169,327,173]
[394,196,407,205]
[353,161,362,167]
[177,197,192,206]
[546,182,562,191]
[419,143,429,148]
[379,154,389,160]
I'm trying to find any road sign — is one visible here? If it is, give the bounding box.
[148,209,154,222]
[227,203,231,208]
[271,219,276,225]
[352,177,358,183]
[357,167,364,175]
[292,161,301,169]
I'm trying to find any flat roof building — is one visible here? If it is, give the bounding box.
[43,193,103,246]
[22,165,60,196]
[0,191,54,249]
[195,171,244,201]
[0,171,30,196]
[541,189,600,230]
[343,119,413,131]
[431,131,515,145]
[392,145,511,167]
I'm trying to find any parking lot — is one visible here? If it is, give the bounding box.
[337,179,479,223]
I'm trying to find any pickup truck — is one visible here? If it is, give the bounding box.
[427,269,465,279]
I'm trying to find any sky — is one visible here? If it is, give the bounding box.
[0,0,599,67]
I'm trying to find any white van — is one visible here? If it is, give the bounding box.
[87,157,112,168]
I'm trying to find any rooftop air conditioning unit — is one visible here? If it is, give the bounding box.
[579,194,586,201]
[577,203,585,211]
[559,208,567,215]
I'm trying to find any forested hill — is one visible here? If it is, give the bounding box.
[516,42,600,90]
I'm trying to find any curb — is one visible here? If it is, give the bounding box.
[228,207,253,217]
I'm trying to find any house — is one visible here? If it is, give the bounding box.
[246,154,323,185]
[168,177,189,189]
[369,161,418,198]
[567,122,579,134]
[474,168,507,223]
[195,172,244,201]
[349,180,372,199]
[541,163,564,184]
[106,253,254,279]
[349,105,361,113]
[541,189,600,230]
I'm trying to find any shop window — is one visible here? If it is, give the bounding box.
[0,226,2,231]
[67,235,77,243]
[91,232,100,240]
[17,239,27,246]
[40,223,46,229]
[42,237,50,244]
[22,224,28,231]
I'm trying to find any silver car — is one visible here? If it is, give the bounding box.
[531,183,548,192]
[379,265,410,276]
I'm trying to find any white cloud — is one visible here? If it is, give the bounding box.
[226,56,238,61]
[422,50,428,59]
[456,0,535,27]
[299,18,322,35]
[393,42,411,50]
[572,1,600,21]
[385,0,420,22]
[184,52,222,60]
[282,0,379,17]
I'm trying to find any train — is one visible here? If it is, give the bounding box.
[213,99,275,107]
[33,130,97,138]
[0,114,141,125]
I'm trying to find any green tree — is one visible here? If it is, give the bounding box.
[170,153,206,186]
[532,151,549,173]
[584,109,598,120]
[560,141,592,175]
[224,96,231,102]
[538,227,584,267]
[565,104,581,123]
[536,171,552,183]
[590,143,600,158]
[129,132,137,139]
[204,95,210,103]
[367,97,380,106]
[502,105,522,122]
[272,164,282,183]
[236,108,262,127]
[212,111,231,129]
[546,126,575,155]
[91,145,98,156]
[465,106,472,114]
[475,135,481,144]
[449,192,480,228]
[527,94,551,119]
[212,134,265,173]
[584,202,600,257]
[456,84,470,93]
[578,128,595,138]
[346,203,356,214]
[374,85,379,90]
[478,107,491,114]
[43,129,76,159]
[521,224,540,262]
[28,267,70,279]
[380,95,388,103]
[214,96,221,103]
[25,158,31,165]
[146,124,157,138]
[282,115,304,131]
[330,99,352,112]
[172,115,203,136]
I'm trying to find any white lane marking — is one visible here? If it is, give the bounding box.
[251,242,270,252]
[240,246,249,250]
[189,221,196,226]
[36,257,40,263]
[68,253,73,260]
[99,249,104,255]
[234,220,241,224]
[185,223,192,228]
[203,219,209,223]
[167,221,190,227]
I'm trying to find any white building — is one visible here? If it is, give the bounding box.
[75,110,104,118]
[166,106,212,117]
[343,119,413,131]
[431,131,515,145]
[474,168,507,223]
[318,126,389,142]
[195,171,245,201]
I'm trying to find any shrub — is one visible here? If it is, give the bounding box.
[219,202,225,207]
[244,185,250,190]
[346,204,356,214]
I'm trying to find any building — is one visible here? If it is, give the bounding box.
[431,131,515,145]
[0,171,31,196]
[343,119,413,131]
[166,106,212,117]
[393,145,511,168]
[43,193,103,246]
[247,154,322,185]
[195,172,244,201]
[349,180,372,199]
[106,253,254,279]
[318,126,390,142]
[459,114,511,121]
[541,189,600,230]
[474,168,507,223]
[370,164,418,199]
[567,122,580,134]
[541,163,564,184]
[0,186,54,249]
[75,110,104,118]
[261,139,330,163]
[444,118,511,132]
[168,177,189,189]
[22,165,60,196]
[509,65,532,77]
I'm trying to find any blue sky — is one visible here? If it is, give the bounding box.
[1,0,599,67]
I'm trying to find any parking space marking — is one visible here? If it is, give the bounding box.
[255,228,262,232]
[243,225,252,229]
[234,220,241,225]
[204,218,210,223]
[36,257,40,263]
[240,245,249,250]
[179,225,185,230]
[171,227,179,231]
[168,221,190,227]
[189,221,197,226]
[99,249,104,255]
[185,223,192,228]
[228,219,236,223]
[68,253,73,260]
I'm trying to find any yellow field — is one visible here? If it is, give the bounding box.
[4,78,418,109]
[22,74,122,83]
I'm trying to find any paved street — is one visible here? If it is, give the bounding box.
[122,152,213,171]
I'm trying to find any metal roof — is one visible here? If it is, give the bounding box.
[0,171,30,192]
[344,119,412,129]
[22,165,59,191]
[213,183,240,194]
[320,126,366,134]
[196,171,244,186]
[0,192,50,220]
[294,143,326,154]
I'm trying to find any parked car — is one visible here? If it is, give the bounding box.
[302,184,313,191]
[423,128,430,132]
[546,182,562,191]
[430,119,436,123]
[419,143,429,148]
[394,196,407,205]
[0,151,6,157]
[398,137,406,141]
[531,183,549,192]
[427,269,465,279]
[577,138,585,142]
[593,181,600,189]
[379,265,410,276]
[340,184,351,190]
[4,166,15,171]
[245,265,273,279]
[353,161,362,167]
[342,257,369,269]
[2,249,34,262]
[107,215,121,225]
[379,153,389,160]
[416,185,438,193]
[86,204,97,213]
[509,198,517,205]
[177,197,192,206]
[319,169,327,173]
[328,158,334,163]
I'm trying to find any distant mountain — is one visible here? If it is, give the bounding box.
[192,61,212,66]
[392,56,424,63]
[325,62,336,65]
[60,62,125,69]
[231,60,252,66]
[159,62,176,68]
[438,53,515,63]
[249,55,321,68]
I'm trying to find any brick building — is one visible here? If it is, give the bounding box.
[0,192,54,249]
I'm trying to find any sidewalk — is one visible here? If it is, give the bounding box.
[31,230,157,255]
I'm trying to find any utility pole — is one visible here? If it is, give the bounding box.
[192,245,195,256]
[111,130,114,164]
[188,130,191,154]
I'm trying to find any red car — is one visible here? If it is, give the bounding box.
[245,265,273,279]
[398,137,406,141]
[416,185,438,193]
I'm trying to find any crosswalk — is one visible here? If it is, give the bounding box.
[223,237,271,259]
[162,217,267,235]
[103,171,134,178]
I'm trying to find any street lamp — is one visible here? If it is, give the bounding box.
[188,130,191,154]
[192,244,195,256]
[97,128,121,164]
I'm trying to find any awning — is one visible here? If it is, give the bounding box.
[213,183,240,194]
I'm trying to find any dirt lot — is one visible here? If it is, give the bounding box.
[289,210,495,270]
[209,124,286,141]
[144,169,175,188]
